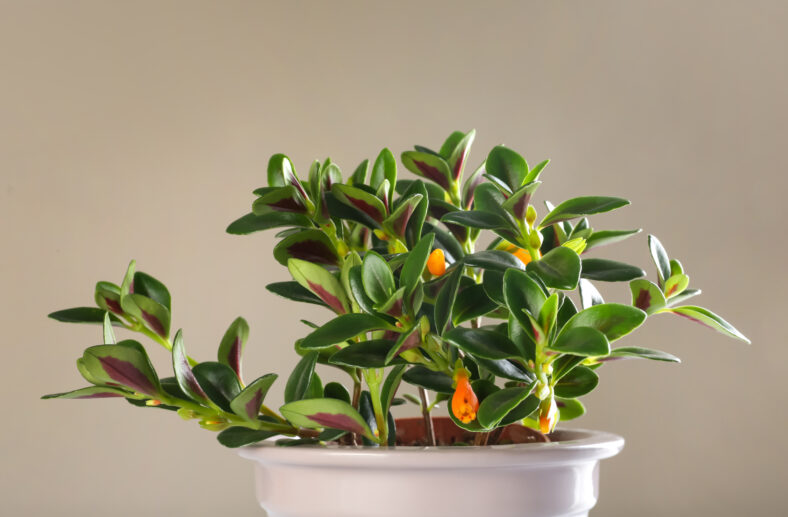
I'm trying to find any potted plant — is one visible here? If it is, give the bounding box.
[44,130,748,517]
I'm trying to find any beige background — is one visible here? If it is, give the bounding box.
[1,1,786,515]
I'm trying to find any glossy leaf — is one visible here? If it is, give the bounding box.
[133,272,171,311]
[501,181,541,220]
[462,162,486,209]
[41,386,133,400]
[499,394,540,426]
[252,185,307,215]
[284,351,318,403]
[486,146,527,191]
[608,346,680,362]
[557,398,586,421]
[445,129,475,180]
[49,307,123,326]
[217,317,250,381]
[554,366,598,398]
[629,279,667,314]
[503,269,547,325]
[217,427,278,448]
[370,148,397,200]
[324,382,351,403]
[288,259,350,314]
[584,229,641,250]
[648,235,672,286]
[350,159,369,185]
[474,356,534,383]
[452,284,498,325]
[540,196,630,227]
[301,314,391,349]
[444,327,521,360]
[402,366,454,394]
[441,210,508,230]
[508,314,536,362]
[192,362,242,412]
[172,330,208,402]
[230,374,278,423]
[578,279,604,309]
[464,250,526,271]
[94,281,123,316]
[434,266,463,334]
[526,246,581,290]
[266,281,325,307]
[332,184,387,224]
[664,274,690,299]
[400,233,435,295]
[127,294,170,338]
[523,159,550,184]
[273,230,339,266]
[559,303,646,342]
[281,398,375,441]
[82,342,161,397]
[665,288,702,307]
[659,306,750,343]
[381,365,407,414]
[362,251,395,304]
[385,326,421,364]
[383,193,423,238]
[400,151,452,189]
[328,339,401,368]
[477,387,532,429]
[581,258,645,282]
[548,326,610,357]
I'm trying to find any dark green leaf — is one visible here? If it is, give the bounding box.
[381,365,407,414]
[608,346,680,362]
[41,386,133,400]
[584,229,641,250]
[578,279,604,309]
[441,210,508,230]
[284,352,318,403]
[402,366,453,394]
[280,398,375,440]
[526,246,581,290]
[541,196,630,227]
[452,284,498,325]
[288,259,350,314]
[557,398,586,421]
[434,266,463,334]
[477,387,532,429]
[659,305,750,343]
[273,230,339,266]
[81,342,161,397]
[301,314,391,349]
[217,427,278,448]
[328,339,400,368]
[554,366,598,398]
[230,374,278,422]
[473,356,534,383]
[503,269,547,324]
[548,326,610,357]
[581,258,645,282]
[499,394,540,426]
[217,317,249,380]
[192,362,242,412]
[486,146,527,191]
[400,151,452,189]
[362,251,395,304]
[172,330,208,403]
[559,303,647,342]
[464,250,526,271]
[629,279,666,314]
[266,281,326,307]
[48,307,123,326]
[400,233,435,295]
[323,382,351,403]
[133,272,171,311]
[444,327,521,360]
[370,148,397,200]
[648,235,672,286]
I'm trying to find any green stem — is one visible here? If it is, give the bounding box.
[363,369,388,445]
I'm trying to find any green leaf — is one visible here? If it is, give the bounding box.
[557,398,586,421]
[526,246,581,290]
[445,129,475,180]
[252,185,308,215]
[102,312,116,344]
[552,354,584,382]
[230,374,278,423]
[608,346,680,362]
[400,233,435,295]
[350,159,369,185]
[226,211,313,235]
[441,210,508,229]
[381,365,407,414]
[558,303,647,342]
[474,356,534,383]
[501,181,541,220]
[284,351,319,403]
[434,265,463,334]
[664,273,690,299]
[217,317,250,381]
[452,284,498,325]
[328,339,400,368]
[288,259,350,314]
[503,269,547,322]
[48,307,124,326]
[323,382,351,403]
[581,258,645,282]
[578,279,604,309]
[523,159,550,184]
[508,314,536,362]
[486,146,527,191]
[332,183,387,224]
[192,362,242,412]
[554,366,598,398]
[273,229,340,266]
[280,398,375,440]
[385,325,421,364]
[584,229,641,251]
[499,394,540,426]
[659,306,750,343]
[402,366,453,394]
[383,193,423,238]
[127,294,170,338]
[94,281,123,316]
[403,181,430,248]
[477,387,532,429]
[132,272,171,311]
[42,386,134,400]
[265,281,326,307]
[81,342,161,397]
[305,372,323,399]
[362,251,395,304]
[539,293,560,337]
[665,288,701,307]
[400,151,452,189]
[348,265,378,314]
[444,327,521,360]
[540,196,630,227]
[217,427,278,448]
[629,279,667,314]
[462,162,486,209]
[548,326,610,357]
[464,250,526,271]
[370,148,397,200]
[301,314,391,349]
[172,330,208,403]
[648,235,672,286]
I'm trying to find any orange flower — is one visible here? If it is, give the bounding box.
[539,397,557,434]
[505,244,539,266]
[451,369,479,424]
[427,249,446,276]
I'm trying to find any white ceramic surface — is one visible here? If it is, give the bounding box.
[238,428,624,517]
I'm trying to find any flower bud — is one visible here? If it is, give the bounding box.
[525,205,537,226]
[427,249,447,276]
[528,230,543,250]
[451,368,479,424]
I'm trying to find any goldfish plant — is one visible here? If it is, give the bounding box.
[44,130,749,448]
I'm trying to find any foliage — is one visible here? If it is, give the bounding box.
[44,130,749,447]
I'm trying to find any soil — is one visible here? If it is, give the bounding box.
[394,416,557,446]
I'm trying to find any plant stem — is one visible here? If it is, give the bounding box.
[418,387,436,446]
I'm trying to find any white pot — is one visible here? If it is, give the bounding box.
[238,428,624,517]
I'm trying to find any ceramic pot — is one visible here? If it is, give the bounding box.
[238,423,624,517]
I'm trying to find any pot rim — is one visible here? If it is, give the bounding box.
[237,428,624,469]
